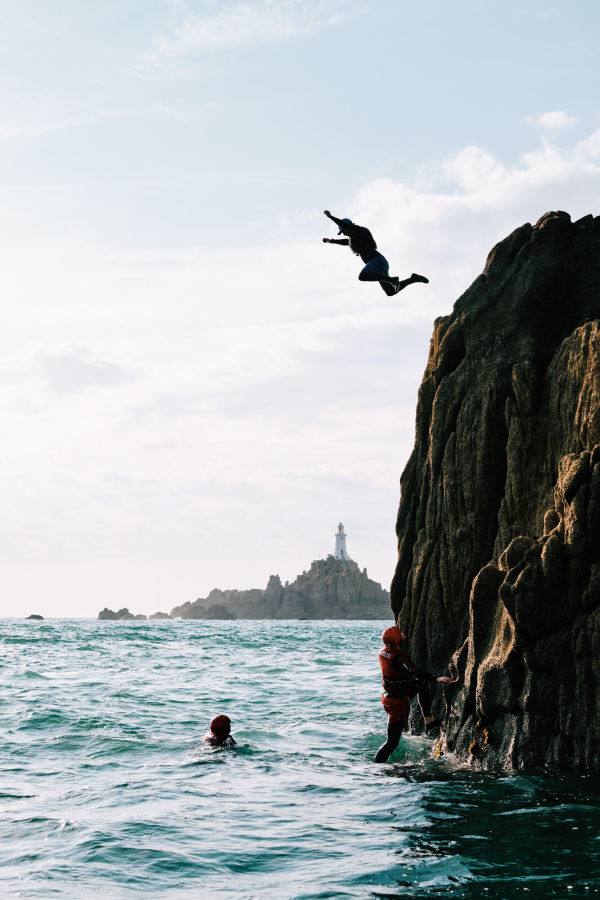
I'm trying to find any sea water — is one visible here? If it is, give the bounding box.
[1,619,599,900]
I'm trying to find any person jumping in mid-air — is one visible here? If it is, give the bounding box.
[375,625,453,763]
[322,210,429,297]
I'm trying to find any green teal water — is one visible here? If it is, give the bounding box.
[1,619,599,899]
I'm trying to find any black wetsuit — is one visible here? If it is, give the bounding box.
[326,213,403,296]
[325,211,428,298]
[327,215,378,263]
[345,224,379,263]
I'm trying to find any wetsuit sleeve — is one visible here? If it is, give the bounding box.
[393,654,436,682]
[328,239,350,245]
[327,213,360,235]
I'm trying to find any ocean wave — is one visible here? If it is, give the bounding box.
[0,619,599,898]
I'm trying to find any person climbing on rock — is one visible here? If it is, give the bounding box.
[322,210,429,296]
[374,625,453,763]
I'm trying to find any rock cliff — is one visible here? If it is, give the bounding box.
[171,557,391,619]
[391,211,600,771]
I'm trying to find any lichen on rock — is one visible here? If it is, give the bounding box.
[392,210,600,771]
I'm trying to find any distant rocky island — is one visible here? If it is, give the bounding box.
[98,608,151,621]
[171,557,390,620]
[99,525,392,621]
[392,211,600,772]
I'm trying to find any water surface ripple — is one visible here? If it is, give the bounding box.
[1,619,599,898]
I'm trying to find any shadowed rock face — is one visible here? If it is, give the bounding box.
[98,607,147,620]
[391,210,600,771]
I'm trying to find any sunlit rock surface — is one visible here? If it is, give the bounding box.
[391,211,600,770]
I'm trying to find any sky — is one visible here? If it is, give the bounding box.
[1,0,600,618]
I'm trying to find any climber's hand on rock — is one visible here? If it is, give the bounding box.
[437,676,454,683]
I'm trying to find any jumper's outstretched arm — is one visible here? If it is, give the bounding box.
[323,209,357,235]
[323,238,349,245]
[324,209,343,227]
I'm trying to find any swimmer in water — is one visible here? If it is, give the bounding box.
[204,714,237,747]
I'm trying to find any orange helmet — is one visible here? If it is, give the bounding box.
[210,714,231,737]
[382,625,406,646]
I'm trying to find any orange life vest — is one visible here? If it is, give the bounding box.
[378,646,421,698]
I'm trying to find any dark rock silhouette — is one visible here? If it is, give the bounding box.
[391,211,600,771]
[170,557,391,620]
[97,558,390,622]
[98,607,147,620]
[26,614,44,620]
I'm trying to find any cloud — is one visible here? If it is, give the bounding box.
[525,110,580,131]
[150,0,364,57]
[152,103,185,121]
[349,126,600,300]
[0,114,100,142]
[443,145,507,192]
[575,128,600,162]
[37,349,134,393]
[3,123,600,615]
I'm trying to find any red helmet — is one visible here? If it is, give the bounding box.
[210,714,231,737]
[382,625,406,645]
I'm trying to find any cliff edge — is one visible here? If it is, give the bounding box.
[392,210,600,771]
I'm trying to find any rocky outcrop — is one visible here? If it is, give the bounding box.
[170,558,391,619]
[97,558,390,622]
[391,211,600,771]
[26,614,44,620]
[98,607,147,620]
[171,599,236,619]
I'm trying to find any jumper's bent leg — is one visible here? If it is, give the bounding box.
[358,269,398,296]
[358,256,397,292]
[358,269,396,285]
[374,721,404,763]
[379,280,399,296]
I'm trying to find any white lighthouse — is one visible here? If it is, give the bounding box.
[334,522,352,561]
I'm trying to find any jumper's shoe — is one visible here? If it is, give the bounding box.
[411,273,429,284]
